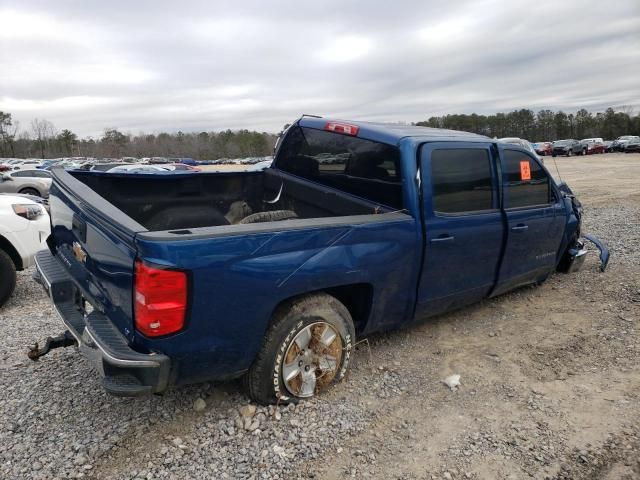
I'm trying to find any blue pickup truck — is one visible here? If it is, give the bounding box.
[31,117,608,404]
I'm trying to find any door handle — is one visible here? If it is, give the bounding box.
[511,224,529,232]
[430,235,455,243]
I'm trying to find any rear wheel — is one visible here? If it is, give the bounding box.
[567,150,573,157]
[18,187,40,197]
[244,293,355,404]
[0,249,17,307]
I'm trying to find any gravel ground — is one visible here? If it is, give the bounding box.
[0,153,638,479]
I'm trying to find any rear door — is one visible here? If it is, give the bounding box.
[492,147,565,295]
[416,142,504,318]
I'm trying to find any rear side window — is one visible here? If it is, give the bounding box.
[430,149,494,214]
[503,150,550,208]
[276,126,403,208]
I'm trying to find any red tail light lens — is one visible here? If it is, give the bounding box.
[134,260,187,337]
[324,122,359,136]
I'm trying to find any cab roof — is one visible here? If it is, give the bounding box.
[298,116,489,146]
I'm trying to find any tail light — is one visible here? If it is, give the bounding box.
[134,260,187,337]
[324,122,359,136]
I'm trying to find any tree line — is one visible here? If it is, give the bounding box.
[2,107,639,159]
[416,107,640,141]
[0,112,278,160]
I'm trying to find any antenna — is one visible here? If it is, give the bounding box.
[551,153,563,183]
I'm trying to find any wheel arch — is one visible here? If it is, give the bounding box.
[18,186,42,196]
[0,234,22,270]
[269,283,374,335]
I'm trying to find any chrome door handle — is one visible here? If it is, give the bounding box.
[430,235,455,243]
[511,224,529,232]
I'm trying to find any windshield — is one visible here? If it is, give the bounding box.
[554,140,570,146]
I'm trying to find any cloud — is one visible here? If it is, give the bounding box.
[0,0,639,137]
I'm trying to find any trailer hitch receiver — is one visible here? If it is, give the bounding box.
[28,330,77,360]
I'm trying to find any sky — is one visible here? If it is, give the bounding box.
[1,0,639,137]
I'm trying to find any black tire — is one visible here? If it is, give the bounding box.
[19,187,40,197]
[244,293,355,405]
[145,205,229,230]
[239,210,298,224]
[0,249,17,308]
[552,154,557,158]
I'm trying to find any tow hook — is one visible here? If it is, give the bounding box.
[28,331,77,361]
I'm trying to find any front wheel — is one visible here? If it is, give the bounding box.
[245,293,355,404]
[18,187,40,197]
[0,249,17,307]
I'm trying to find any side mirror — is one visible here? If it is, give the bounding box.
[2,174,12,181]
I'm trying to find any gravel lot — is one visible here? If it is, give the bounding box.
[1,153,638,479]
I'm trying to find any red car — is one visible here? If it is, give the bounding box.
[584,141,606,154]
[0,163,13,172]
[534,142,553,156]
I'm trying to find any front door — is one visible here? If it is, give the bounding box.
[493,146,566,295]
[416,142,504,318]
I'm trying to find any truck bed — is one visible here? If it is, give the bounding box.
[44,167,418,389]
[70,168,391,232]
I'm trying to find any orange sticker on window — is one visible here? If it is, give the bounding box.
[520,161,531,181]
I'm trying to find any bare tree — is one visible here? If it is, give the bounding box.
[30,118,57,158]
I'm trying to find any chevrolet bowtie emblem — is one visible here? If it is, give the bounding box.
[72,241,87,263]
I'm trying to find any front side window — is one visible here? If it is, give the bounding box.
[503,149,550,208]
[430,149,494,214]
[276,126,403,208]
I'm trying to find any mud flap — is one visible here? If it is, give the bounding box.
[582,234,610,272]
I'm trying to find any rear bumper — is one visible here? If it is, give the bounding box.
[34,249,170,396]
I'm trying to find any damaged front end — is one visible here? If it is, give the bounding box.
[556,182,610,273]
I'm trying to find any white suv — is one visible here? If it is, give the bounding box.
[0,195,50,306]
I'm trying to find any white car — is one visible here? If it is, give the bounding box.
[498,137,544,162]
[0,195,50,306]
[106,164,170,173]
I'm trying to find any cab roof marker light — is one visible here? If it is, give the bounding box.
[324,122,359,136]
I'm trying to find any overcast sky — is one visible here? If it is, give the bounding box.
[1,0,639,137]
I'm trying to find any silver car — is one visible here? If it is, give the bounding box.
[0,169,52,197]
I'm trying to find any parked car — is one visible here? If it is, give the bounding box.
[13,160,44,170]
[533,142,553,156]
[581,140,606,154]
[164,164,201,172]
[624,138,640,153]
[0,192,49,212]
[31,117,608,404]
[0,163,12,172]
[603,141,614,152]
[0,195,50,306]
[106,164,170,174]
[37,159,62,170]
[498,138,539,156]
[611,135,640,152]
[552,139,583,157]
[0,169,52,197]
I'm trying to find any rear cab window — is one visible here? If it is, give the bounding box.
[275,125,403,209]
